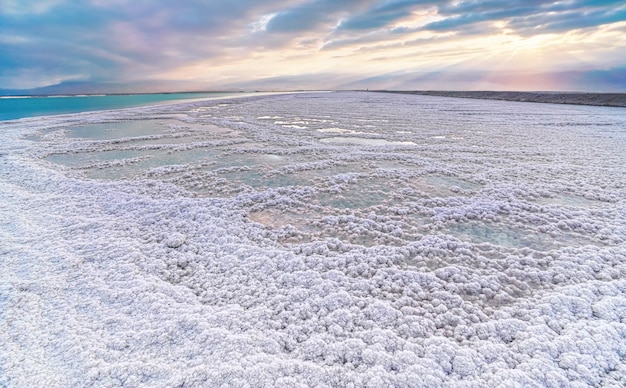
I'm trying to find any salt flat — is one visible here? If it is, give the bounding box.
[1,91,625,386]
[379,90,626,108]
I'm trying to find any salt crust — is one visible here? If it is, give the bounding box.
[1,92,625,386]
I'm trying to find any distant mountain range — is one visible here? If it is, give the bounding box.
[1,81,124,96]
[2,67,625,96]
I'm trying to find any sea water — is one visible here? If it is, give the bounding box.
[1,92,625,386]
[0,92,255,121]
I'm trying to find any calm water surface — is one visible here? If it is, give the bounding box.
[0,92,247,121]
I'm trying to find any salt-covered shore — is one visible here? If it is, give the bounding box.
[378,90,626,107]
[1,92,625,386]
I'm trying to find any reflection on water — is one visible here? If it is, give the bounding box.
[66,120,173,140]
[320,137,417,146]
[46,149,152,166]
[314,177,401,209]
[220,170,313,189]
[213,152,293,170]
[410,175,482,197]
[421,176,481,191]
[536,194,602,207]
[85,148,219,180]
[448,222,601,250]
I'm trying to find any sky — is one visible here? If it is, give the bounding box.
[1,0,625,92]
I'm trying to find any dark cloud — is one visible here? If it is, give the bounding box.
[337,9,409,30]
[423,0,626,33]
[265,0,373,32]
[319,0,626,62]
[437,0,548,16]
[337,0,437,30]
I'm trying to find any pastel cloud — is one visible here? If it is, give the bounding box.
[337,1,437,30]
[0,0,625,91]
[264,0,365,32]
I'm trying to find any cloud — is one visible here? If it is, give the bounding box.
[321,0,626,54]
[423,0,626,33]
[322,30,399,50]
[337,0,436,30]
[508,7,626,35]
[0,1,289,86]
[265,0,373,33]
[0,0,625,91]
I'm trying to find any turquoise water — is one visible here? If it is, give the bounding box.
[0,92,244,121]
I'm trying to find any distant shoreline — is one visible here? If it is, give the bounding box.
[372,90,626,108]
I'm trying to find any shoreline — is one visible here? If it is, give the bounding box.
[0,91,294,122]
[372,90,626,108]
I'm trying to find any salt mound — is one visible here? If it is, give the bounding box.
[165,233,186,248]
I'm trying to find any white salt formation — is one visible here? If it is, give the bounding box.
[1,92,625,386]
